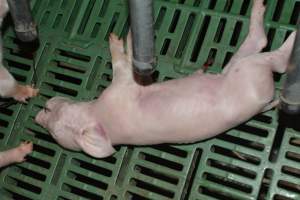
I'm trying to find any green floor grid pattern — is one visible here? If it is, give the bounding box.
[0,0,299,199]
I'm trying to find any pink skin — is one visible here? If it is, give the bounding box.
[0,0,38,102]
[35,0,296,158]
[0,141,33,167]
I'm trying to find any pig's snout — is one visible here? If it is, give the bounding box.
[35,110,47,128]
[35,96,72,127]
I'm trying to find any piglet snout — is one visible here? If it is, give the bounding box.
[35,96,72,127]
[35,111,42,124]
[35,109,49,128]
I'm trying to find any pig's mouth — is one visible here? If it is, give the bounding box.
[35,110,48,128]
[37,106,51,126]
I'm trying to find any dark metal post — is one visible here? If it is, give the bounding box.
[128,0,156,84]
[7,0,37,42]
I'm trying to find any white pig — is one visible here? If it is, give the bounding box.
[35,0,296,158]
[0,0,38,102]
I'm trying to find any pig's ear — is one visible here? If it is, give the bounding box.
[76,125,115,158]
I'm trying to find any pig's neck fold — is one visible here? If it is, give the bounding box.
[87,101,119,145]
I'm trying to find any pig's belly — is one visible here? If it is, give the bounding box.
[132,101,234,144]
[127,75,239,144]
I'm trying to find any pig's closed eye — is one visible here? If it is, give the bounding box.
[43,107,51,113]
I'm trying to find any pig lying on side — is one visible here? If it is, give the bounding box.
[0,0,38,102]
[36,0,296,158]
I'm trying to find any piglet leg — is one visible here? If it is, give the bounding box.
[109,33,134,84]
[263,31,296,73]
[259,31,296,111]
[0,1,38,102]
[223,0,267,72]
[0,66,17,97]
[261,99,280,112]
[0,141,33,167]
[10,84,39,102]
[0,65,38,102]
[125,30,133,63]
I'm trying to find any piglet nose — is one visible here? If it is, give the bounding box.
[35,110,46,127]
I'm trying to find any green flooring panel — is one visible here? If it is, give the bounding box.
[0,0,299,199]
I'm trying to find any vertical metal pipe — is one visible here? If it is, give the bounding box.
[7,0,37,42]
[280,22,300,114]
[128,0,156,80]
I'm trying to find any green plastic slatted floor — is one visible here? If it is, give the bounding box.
[0,0,299,199]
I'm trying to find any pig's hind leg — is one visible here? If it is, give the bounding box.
[125,30,133,63]
[264,31,296,73]
[255,31,296,74]
[232,0,267,58]
[258,32,296,112]
[261,99,279,112]
[109,33,134,84]
[223,0,267,73]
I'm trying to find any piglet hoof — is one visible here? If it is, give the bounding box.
[109,33,118,41]
[13,85,39,103]
[15,141,33,163]
[109,33,123,47]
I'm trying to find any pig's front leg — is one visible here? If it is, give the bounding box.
[109,32,134,84]
[0,66,17,97]
[223,0,267,73]
[10,84,39,102]
[0,0,38,102]
[0,66,38,102]
[0,141,33,167]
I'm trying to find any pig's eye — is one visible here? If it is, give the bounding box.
[44,107,51,113]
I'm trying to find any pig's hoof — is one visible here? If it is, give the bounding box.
[13,85,39,102]
[16,141,33,163]
[109,33,123,47]
[109,33,118,41]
